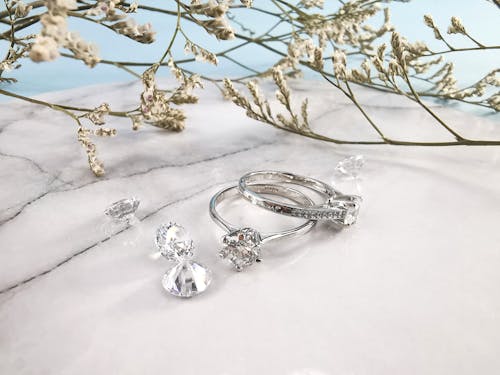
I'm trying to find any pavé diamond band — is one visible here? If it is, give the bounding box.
[238,170,361,226]
[209,183,316,271]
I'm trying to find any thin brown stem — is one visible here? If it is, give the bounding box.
[401,69,465,141]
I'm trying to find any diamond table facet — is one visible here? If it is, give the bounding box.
[219,227,262,271]
[162,260,212,298]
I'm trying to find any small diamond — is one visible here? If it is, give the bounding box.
[220,228,262,271]
[155,223,194,260]
[104,197,140,222]
[162,260,212,298]
[335,155,365,178]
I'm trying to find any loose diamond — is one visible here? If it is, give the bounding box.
[219,228,262,271]
[104,197,140,222]
[335,155,365,178]
[162,260,212,298]
[155,223,194,260]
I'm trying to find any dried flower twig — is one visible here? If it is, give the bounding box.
[1,0,499,176]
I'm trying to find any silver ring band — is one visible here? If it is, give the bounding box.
[209,183,316,270]
[238,170,361,226]
[210,183,316,242]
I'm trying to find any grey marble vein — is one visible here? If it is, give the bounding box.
[0,80,499,375]
[0,182,220,295]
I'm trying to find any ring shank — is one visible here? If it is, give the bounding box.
[213,183,313,207]
[209,183,316,243]
[240,170,338,198]
[238,170,360,225]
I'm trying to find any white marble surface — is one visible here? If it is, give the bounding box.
[0,79,499,375]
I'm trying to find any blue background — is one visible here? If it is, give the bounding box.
[0,0,499,104]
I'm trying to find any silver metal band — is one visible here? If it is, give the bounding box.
[238,170,361,226]
[209,183,316,243]
[209,183,317,271]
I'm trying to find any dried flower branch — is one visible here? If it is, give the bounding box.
[1,0,499,176]
[224,66,310,133]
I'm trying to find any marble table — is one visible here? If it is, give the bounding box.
[0,79,499,375]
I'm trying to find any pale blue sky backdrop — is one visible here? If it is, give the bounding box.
[0,0,499,106]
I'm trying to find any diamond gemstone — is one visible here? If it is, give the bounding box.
[326,197,361,225]
[155,223,194,260]
[104,197,140,222]
[162,260,212,298]
[335,155,365,178]
[343,204,359,225]
[220,227,262,271]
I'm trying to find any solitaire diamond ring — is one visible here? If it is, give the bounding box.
[239,170,362,226]
[209,183,316,271]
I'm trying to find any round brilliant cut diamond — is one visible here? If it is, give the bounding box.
[335,155,365,178]
[162,260,212,298]
[155,222,194,260]
[219,227,262,271]
[104,197,140,222]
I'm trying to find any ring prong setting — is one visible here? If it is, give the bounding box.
[219,227,262,271]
